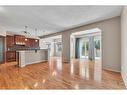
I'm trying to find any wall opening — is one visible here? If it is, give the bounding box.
[70,28,102,62]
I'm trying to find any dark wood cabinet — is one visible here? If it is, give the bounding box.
[14,35,25,45]
[6,35,14,47]
[14,35,39,48]
[30,38,38,47]
[24,38,30,47]
[6,35,16,62]
[35,39,39,47]
[6,35,39,62]
[6,51,16,62]
[25,38,39,48]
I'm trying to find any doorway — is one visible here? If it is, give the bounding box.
[70,28,102,61]
[0,36,5,63]
[40,35,62,59]
[54,39,62,57]
[79,37,89,59]
[78,34,101,60]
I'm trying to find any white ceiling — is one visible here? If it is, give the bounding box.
[0,6,122,37]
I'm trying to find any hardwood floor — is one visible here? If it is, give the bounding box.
[0,57,125,89]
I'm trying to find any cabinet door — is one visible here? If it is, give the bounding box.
[15,35,25,45]
[30,39,36,47]
[30,39,39,48]
[28,39,33,47]
[34,39,39,47]
[25,38,31,47]
[6,51,16,62]
[6,35,14,47]
[25,38,39,48]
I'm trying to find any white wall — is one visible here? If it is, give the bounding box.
[40,35,62,57]
[121,6,127,88]
[41,17,121,72]
[63,17,121,72]
[0,26,6,36]
[70,28,101,59]
[39,39,48,49]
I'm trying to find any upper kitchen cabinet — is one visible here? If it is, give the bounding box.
[6,35,39,48]
[14,35,26,45]
[24,38,30,47]
[6,35,15,47]
[32,39,39,48]
[25,38,39,48]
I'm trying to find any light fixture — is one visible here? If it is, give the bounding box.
[25,38,28,41]
[35,39,38,42]
[24,26,28,41]
[35,28,38,42]
[22,25,30,35]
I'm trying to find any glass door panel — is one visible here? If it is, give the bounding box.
[94,36,101,60]
[85,41,89,58]
[80,37,89,59]
[81,41,85,57]
[54,42,62,57]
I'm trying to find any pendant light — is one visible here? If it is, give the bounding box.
[24,26,28,41]
[35,28,38,42]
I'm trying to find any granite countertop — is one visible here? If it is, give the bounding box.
[7,45,42,51]
[16,48,48,52]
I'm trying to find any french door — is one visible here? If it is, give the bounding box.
[79,35,101,60]
[94,35,101,60]
[79,37,89,59]
[54,42,62,57]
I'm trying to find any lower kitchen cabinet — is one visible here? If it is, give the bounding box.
[6,51,16,62]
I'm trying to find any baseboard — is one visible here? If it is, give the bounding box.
[104,68,127,88]
[27,60,48,65]
[103,68,121,73]
[19,64,26,68]
[121,72,127,88]
[19,60,48,68]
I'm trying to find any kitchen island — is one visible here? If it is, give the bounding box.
[17,49,48,67]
